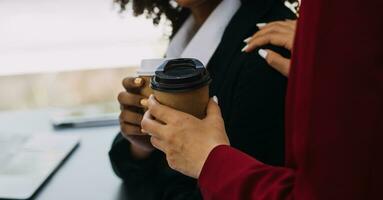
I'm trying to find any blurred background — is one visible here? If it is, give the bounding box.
[0,0,169,111]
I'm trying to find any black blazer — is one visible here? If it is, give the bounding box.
[109,0,296,199]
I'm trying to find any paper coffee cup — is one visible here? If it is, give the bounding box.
[151,58,212,119]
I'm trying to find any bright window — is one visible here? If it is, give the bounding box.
[0,0,168,111]
[0,0,168,76]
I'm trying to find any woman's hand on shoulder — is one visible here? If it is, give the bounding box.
[242,20,297,77]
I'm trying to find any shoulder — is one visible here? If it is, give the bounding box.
[238,45,288,83]
[254,0,297,22]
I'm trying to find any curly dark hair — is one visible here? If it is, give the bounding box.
[114,0,190,37]
[114,0,299,36]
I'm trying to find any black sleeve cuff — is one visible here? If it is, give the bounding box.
[109,133,164,185]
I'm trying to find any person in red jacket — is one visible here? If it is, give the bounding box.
[141,0,383,199]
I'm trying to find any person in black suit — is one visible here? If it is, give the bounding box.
[109,0,296,199]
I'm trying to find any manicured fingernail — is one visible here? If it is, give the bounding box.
[134,78,143,86]
[140,99,148,107]
[256,23,267,28]
[241,44,249,52]
[243,37,252,43]
[213,96,219,103]
[258,49,268,59]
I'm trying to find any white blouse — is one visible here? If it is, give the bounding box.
[166,0,241,66]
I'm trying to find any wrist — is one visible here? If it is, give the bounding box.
[123,134,155,159]
[197,144,231,179]
[130,143,153,159]
[196,143,230,178]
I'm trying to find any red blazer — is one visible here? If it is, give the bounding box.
[198,0,383,199]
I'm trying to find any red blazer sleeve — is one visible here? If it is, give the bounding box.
[199,145,295,200]
[199,0,383,199]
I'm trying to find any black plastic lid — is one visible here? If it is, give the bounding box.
[150,58,212,93]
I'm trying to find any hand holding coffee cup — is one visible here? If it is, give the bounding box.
[118,77,154,155]
[119,58,211,158]
[140,58,215,176]
[117,59,166,158]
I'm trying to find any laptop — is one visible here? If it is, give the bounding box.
[50,103,119,129]
[0,133,79,200]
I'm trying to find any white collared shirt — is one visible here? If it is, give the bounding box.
[166,0,241,66]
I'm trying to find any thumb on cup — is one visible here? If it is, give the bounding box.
[206,96,222,119]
